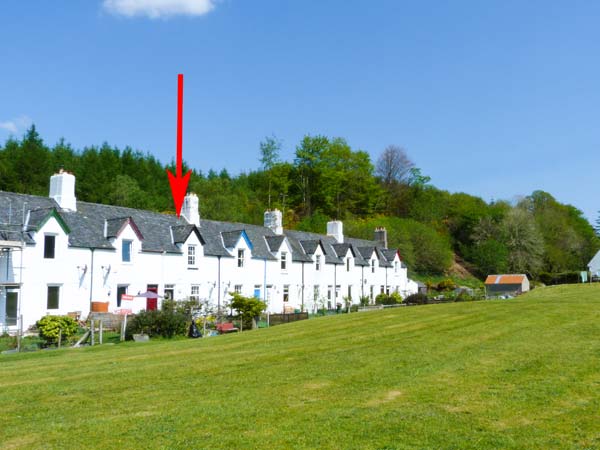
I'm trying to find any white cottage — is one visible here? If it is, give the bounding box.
[0,171,417,331]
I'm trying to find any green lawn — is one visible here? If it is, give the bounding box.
[1,284,599,449]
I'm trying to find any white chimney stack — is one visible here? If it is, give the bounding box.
[49,170,77,211]
[181,193,200,226]
[264,209,283,235]
[327,220,343,243]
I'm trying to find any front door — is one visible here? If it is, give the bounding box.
[6,291,18,326]
[146,284,158,311]
[117,285,128,308]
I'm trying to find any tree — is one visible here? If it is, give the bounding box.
[259,135,282,208]
[407,167,431,187]
[501,206,544,276]
[259,135,281,171]
[230,293,267,330]
[376,145,414,185]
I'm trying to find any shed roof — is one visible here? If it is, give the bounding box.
[485,274,528,285]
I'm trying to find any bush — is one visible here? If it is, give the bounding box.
[538,272,580,286]
[36,315,78,346]
[404,293,429,305]
[435,279,457,291]
[359,296,370,307]
[375,293,402,305]
[350,304,359,313]
[126,303,188,339]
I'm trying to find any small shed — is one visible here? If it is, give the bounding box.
[485,274,530,297]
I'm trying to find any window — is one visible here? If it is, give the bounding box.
[371,259,376,273]
[315,255,321,271]
[188,245,196,266]
[281,252,287,270]
[346,257,351,272]
[47,286,60,309]
[238,249,245,267]
[266,284,273,302]
[190,285,200,301]
[164,284,175,300]
[254,285,261,298]
[283,285,289,302]
[347,285,352,300]
[370,285,374,300]
[335,285,340,301]
[44,235,56,259]
[313,285,320,302]
[234,284,242,294]
[394,261,399,273]
[122,240,132,262]
[380,285,385,294]
[327,285,332,300]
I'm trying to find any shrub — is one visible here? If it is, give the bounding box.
[375,293,402,305]
[538,272,580,286]
[436,278,457,291]
[126,303,188,339]
[390,292,403,304]
[404,293,429,305]
[359,296,370,307]
[350,304,359,313]
[36,315,78,346]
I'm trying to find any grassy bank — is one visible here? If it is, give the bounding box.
[1,284,599,449]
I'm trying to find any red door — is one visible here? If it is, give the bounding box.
[146,285,158,311]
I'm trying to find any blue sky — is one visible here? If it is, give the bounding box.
[1,0,599,222]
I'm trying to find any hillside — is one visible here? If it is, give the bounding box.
[1,285,599,449]
[2,128,598,279]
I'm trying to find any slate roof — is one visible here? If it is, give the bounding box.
[171,225,204,245]
[264,235,286,253]
[0,190,400,267]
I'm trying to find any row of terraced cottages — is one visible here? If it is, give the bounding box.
[0,171,418,331]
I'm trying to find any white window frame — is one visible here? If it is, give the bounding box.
[283,285,289,302]
[188,244,196,266]
[122,239,133,263]
[281,252,288,271]
[238,249,245,268]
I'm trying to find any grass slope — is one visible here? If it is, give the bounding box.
[1,285,599,449]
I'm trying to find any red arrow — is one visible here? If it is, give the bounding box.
[167,73,192,217]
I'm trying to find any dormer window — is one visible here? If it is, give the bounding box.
[281,252,288,270]
[238,249,245,268]
[315,255,321,271]
[188,245,196,266]
[346,257,351,272]
[44,235,56,259]
[122,240,132,262]
[371,259,376,273]
[394,261,399,273]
